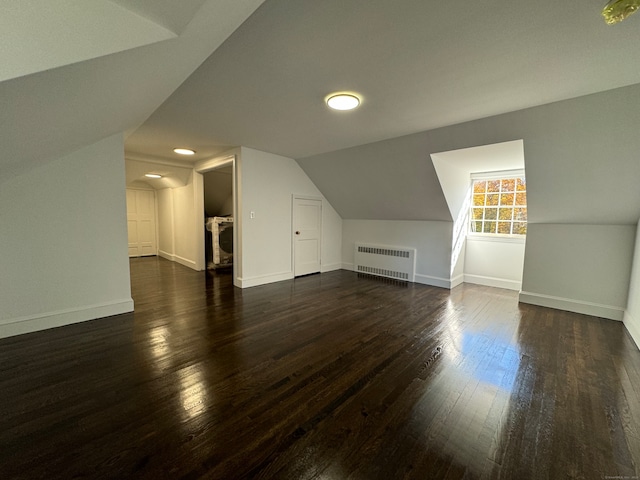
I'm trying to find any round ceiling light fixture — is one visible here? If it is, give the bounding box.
[326,93,361,111]
[173,148,196,155]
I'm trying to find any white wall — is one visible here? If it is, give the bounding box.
[157,187,175,259]
[156,172,200,270]
[624,222,640,349]
[520,224,635,320]
[0,134,133,338]
[238,147,342,287]
[464,237,525,290]
[173,171,198,269]
[341,220,453,288]
[451,240,466,286]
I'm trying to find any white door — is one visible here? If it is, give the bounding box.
[293,196,322,276]
[126,189,157,257]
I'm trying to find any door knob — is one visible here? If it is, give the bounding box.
[295,231,300,235]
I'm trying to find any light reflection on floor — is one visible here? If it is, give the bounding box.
[407,295,523,476]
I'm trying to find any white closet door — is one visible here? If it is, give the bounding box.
[293,196,322,276]
[126,189,157,257]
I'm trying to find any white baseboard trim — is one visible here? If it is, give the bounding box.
[237,271,294,288]
[623,310,640,350]
[0,299,134,339]
[450,274,465,288]
[519,291,624,321]
[321,262,342,273]
[158,251,199,271]
[158,250,175,262]
[342,262,355,271]
[414,274,451,289]
[174,255,197,271]
[464,274,521,291]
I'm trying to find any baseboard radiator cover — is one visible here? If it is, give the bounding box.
[354,243,417,282]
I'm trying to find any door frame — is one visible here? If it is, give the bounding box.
[194,154,240,287]
[292,194,323,277]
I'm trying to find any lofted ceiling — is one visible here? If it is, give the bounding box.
[124,0,640,164]
[3,1,640,224]
[0,0,265,182]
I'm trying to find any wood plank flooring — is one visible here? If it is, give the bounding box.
[1,256,639,479]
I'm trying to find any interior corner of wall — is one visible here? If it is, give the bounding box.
[623,310,640,351]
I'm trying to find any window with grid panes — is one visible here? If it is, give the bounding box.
[470,176,527,235]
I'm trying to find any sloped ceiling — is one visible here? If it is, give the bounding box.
[299,84,640,224]
[119,0,640,225]
[125,0,640,164]
[4,1,640,226]
[0,0,175,83]
[109,0,209,35]
[432,140,525,220]
[295,132,452,221]
[0,0,266,182]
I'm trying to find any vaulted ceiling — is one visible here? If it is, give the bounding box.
[0,0,265,181]
[3,0,640,224]
[124,0,640,163]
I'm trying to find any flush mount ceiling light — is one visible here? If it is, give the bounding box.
[145,173,162,179]
[326,93,361,111]
[602,0,640,24]
[173,148,195,155]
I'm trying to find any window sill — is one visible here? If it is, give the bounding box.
[466,234,526,244]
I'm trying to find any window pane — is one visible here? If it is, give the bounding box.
[483,221,497,233]
[513,222,527,235]
[486,194,499,206]
[501,178,515,192]
[514,207,527,221]
[498,222,512,234]
[469,175,527,236]
[500,193,514,205]
[473,181,487,193]
[484,208,497,220]
[473,194,485,206]
[487,180,500,192]
[498,207,513,220]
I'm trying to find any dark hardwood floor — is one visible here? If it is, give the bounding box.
[1,257,639,479]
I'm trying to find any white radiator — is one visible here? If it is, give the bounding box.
[354,243,416,282]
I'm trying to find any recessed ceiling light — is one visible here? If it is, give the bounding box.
[145,173,162,179]
[326,93,361,111]
[173,148,195,155]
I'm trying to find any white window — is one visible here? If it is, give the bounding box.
[470,172,527,235]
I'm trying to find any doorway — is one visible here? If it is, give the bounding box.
[195,155,239,286]
[203,167,233,270]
